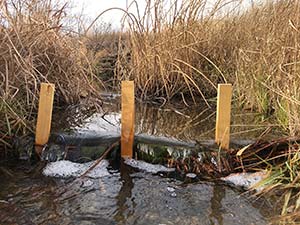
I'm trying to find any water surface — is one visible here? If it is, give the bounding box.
[0,96,279,224]
[0,161,274,225]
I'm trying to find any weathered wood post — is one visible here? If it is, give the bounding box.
[215,84,232,149]
[121,81,135,158]
[35,83,55,155]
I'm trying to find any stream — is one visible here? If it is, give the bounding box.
[0,94,279,224]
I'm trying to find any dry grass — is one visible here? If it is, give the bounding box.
[107,1,300,222]
[85,28,129,88]
[111,0,300,135]
[235,0,300,136]
[115,0,241,104]
[235,138,300,224]
[0,0,102,152]
[217,7,300,220]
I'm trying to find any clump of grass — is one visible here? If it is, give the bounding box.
[0,0,102,152]
[257,146,300,224]
[229,7,300,217]
[235,137,300,223]
[235,0,300,136]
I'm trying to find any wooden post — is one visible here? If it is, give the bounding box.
[121,81,135,158]
[35,83,55,154]
[215,84,232,149]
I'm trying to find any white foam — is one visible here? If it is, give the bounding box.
[167,187,175,192]
[43,160,110,178]
[221,171,267,191]
[124,158,175,173]
[186,173,197,178]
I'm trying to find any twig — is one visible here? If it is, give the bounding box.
[79,140,120,179]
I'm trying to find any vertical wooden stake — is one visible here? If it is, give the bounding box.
[121,81,135,158]
[35,83,55,154]
[215,84,232,149]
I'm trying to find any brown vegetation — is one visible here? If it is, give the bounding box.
[0,0,300,221]
[111,1,300,221]
[113,0,300,136]
[0,0,101,153]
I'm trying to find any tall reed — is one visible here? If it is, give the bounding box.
[113,1,300,221]
[0,0,101,152]
[117,0,240,105]
[116,0,300,134]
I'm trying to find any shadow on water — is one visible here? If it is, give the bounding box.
[210,184,225,225]
[113,161,135,223]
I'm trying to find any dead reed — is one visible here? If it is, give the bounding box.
[112,0,300,136]
[110,1,300,221]
[116,0,238,104]
[235,137,300,224]
[0,0,101,153]
[235,0,300,136]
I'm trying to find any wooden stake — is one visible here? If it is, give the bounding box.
[35,83,55,154]
[121,81,135,158]
[215,84,232,149]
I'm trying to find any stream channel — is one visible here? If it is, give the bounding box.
[0,94,279,224]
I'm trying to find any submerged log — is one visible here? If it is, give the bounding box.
[11,129,298,180]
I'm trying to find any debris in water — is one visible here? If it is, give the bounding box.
[170,192,177,197]
[43,160,110,178]
[75,113,121,135]
[124,158,175,173]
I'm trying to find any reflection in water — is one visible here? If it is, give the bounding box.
[135,102,278,141]
[210,184,225,225]
[57,97,279,147]
[135,102,216,140]
[0,162,273,225]
[114,161,135,223]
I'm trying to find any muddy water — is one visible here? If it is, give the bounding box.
[0,95,278,224]
[0,161,273,225]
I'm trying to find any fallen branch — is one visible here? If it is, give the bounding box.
[79,140,120,179]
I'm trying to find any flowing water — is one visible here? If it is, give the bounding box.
[0,94,279,224]
[0,160,274,225]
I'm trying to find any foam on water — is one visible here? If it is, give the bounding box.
[221,171,267,191]
[124,158,175,173]
[43,160,110,178]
